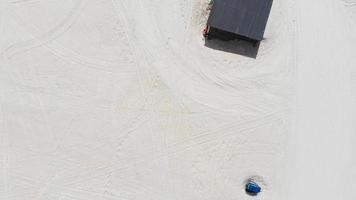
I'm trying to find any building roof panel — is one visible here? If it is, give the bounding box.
[207,0,273,41]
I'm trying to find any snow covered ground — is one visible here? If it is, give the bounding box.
[0,0,355,199]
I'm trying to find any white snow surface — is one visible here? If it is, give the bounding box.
[0,0,355,199]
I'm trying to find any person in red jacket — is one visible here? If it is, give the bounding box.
[203,25,210,39]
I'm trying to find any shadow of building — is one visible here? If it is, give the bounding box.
[204,28,261,59]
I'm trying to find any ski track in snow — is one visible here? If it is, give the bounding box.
[0,0,355,199]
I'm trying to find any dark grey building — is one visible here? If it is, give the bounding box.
[205,0,273,42]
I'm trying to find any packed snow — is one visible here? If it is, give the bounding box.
[0,0,355,199]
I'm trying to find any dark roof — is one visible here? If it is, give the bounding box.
[207,0,273,41]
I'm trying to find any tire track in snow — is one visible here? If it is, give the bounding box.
[101,0,165,195]
[139,0,293,117]
[46,111,283,188]
[1,0,87,58]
